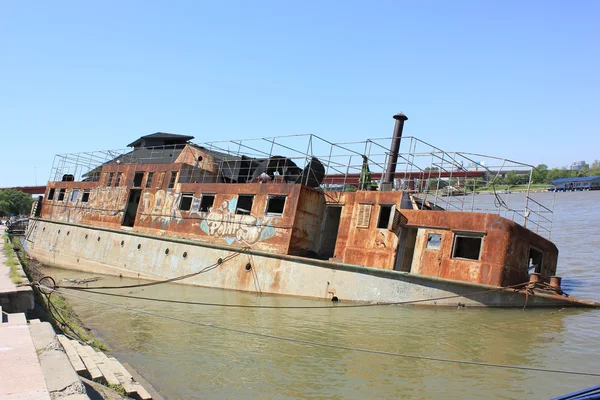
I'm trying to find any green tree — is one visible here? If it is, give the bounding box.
[0,189,34,216]
[532,164,548,184]
[504,171,522,186]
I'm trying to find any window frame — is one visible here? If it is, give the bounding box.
[235,194,255,215]
[47,188,56,201]
[168,171,178,189]
[133,171,144,188]
[265,195,287,217]
[451,232,484,261]
[426,233,442,250]
[81,190,90,203]
[377,204,395,230]
[107,172,114,187]
[57,188,66,202]
[70,189,80,203]
[145,172,154,188]
[179,192,194,211]
[199,193,216,212]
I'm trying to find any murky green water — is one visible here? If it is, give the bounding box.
[40,191,600,399]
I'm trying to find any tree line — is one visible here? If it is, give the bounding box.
[0,189,35,217]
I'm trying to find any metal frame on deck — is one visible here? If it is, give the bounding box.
[48,133,554,238]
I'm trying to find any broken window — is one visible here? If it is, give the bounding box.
[70,189,80,202]
[426,233,442,250]
[356,204,372,228]
[452,234,483,260]
[57,188,66,202]
[199,194,215,212]
[47,188,55,201]
[107,172,114,187]
[133,172,144,187]
[236,195,254,215]
[115,172,123,186]
[146,172,154,188]
[168,171,178,189]
[179,193,194,211]
[377,204,394,229]
[81,190,90,203]
[266,195,286,216]
[528,247,543,273]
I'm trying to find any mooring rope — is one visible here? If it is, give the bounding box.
[47,286,600,378]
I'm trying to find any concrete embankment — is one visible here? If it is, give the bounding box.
[0,227,34,313]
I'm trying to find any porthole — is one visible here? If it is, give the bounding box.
[137,244,141,250]
[182,252,188,259]
[58,229,61,234]
[165,248,170,255]
[217,258,223,265]
[97,237,101,242]
[67,231,70,236]
[245,263,252,271]
[85,234,88,239]
[43,227,46,232]
[120,240,125,247]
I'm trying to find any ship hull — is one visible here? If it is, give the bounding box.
[24,218,596,308]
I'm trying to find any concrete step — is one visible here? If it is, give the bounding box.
[71,340,103,382]
[57,335,88,375]
[107,356,153,399]
[86,346,120,386]
[28,322,89,399]
[29,318,41,324]
[6,312,27,325]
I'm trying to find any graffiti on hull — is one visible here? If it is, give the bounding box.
[138,190,184,225]
[197,199,276,245]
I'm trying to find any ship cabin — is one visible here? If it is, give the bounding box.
[37,131,558,289]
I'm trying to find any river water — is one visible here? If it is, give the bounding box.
[40,191,600,399]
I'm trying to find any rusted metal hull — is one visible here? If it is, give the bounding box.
[25,219,598,308]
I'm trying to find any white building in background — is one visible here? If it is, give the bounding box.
[570,161,589,170]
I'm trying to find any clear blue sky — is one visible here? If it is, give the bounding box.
[1,0,598,187]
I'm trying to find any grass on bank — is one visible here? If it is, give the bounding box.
[3,237,24,284]
[9,236,106,351]
[475,183,550,193]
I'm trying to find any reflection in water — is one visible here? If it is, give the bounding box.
[42,192,600,399]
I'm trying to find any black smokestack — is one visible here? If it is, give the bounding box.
[383,112,408,185]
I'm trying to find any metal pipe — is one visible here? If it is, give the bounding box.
[383,112,408,185]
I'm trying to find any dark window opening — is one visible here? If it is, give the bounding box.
[452,235,482,260]
[107,172,114,187]
[427,233,442,250]
[47,188,56,201]
[81,190,90,203]
[179,193,194,211]
[115,172,123,186]
[146,172,154,188]
[168,171,178,189]
[528,247,543,273]
[377,205,393,229]
[200,194,215,212]
[133,172,144,187]
[236,195,254,215]
[266,196,286,216]
[57,188,66,202]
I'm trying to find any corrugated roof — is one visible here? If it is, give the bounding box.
[550,176,600,184]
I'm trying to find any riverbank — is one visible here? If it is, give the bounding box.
[1,227,157,400]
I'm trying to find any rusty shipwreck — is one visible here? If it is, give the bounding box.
[25,113,598,307]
